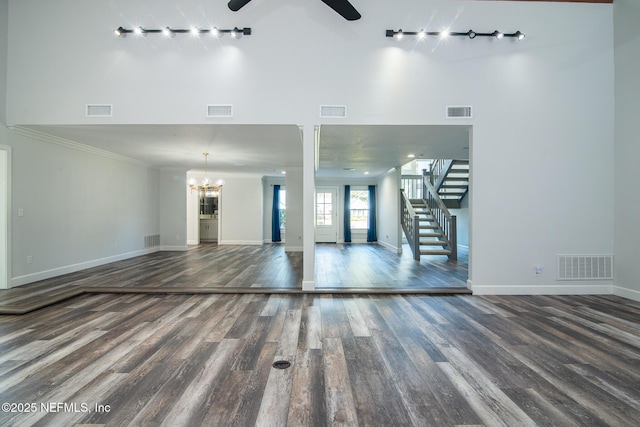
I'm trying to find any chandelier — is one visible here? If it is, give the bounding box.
[189,152,224,197]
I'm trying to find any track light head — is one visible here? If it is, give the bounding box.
[467,30,476,39]
[515,31,525,40]
[492,30,504,39]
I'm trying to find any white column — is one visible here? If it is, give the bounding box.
[301,124,316,290]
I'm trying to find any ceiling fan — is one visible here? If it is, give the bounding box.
[228,0,361,21]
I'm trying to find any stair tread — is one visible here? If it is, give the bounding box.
[420,249,452,255]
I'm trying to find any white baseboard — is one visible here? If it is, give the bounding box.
[302,280,315,291]
[378,240,400,253]
[11,248,159,288]
[471,283,613,295]
[160,245,188,252]
[218,240,264,246]
[613,285,640,302]
[285,246,303,252]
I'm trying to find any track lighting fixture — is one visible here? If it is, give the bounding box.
[386,29,525,40]
[113,26,251,38]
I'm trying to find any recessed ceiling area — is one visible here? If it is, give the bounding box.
[317,124,471,179]
[20,124,304,176]
[17,123,470,178]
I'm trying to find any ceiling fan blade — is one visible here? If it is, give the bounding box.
[320,0,361,21]
[228,0,253,12]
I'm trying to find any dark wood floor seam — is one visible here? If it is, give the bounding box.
[0,287,472,315]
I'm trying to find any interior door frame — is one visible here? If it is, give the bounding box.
[0,145,11,289]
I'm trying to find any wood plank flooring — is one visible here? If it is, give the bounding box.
[0,243,469,314]
[0,293,638,426]
[316,243,468,289]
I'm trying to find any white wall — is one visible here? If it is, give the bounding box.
[159,168,187,250]
[450,195,469,248]
[377,169,401,253]
[8,129,160,286]
[0,1,8,288]
[0,0,7,125]
[613,0,640,301]
[218,176,263,245]
[4,0,617,294]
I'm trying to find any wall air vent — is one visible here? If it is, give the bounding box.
[320,105,347,118]
[86,104,113,117]
[446,105,472,119]
[207,104,233,118]
[144,234,160,249]
[557,255,613,281]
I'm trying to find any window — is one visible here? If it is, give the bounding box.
[279,188,286,230]
[350,189,369,229]
[316,192,332,225]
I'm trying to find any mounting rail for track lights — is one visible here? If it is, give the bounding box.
[386,29,525,40]
[114,26,251,38]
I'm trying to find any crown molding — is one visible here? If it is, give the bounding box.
[7,125,151,168]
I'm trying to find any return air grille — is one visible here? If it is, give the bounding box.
[144,234,160,249]
[207,104,233,117]
[86,104,112,117]
[557,255,613,280]
[320,105,347,118]
[446,105,472,119]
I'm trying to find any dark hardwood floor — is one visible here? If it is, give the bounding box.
[0,243,469,314]
[316,243,468,289]
[0,293,638,426]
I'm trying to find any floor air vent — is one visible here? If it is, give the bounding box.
[207,104,233,118]
[86,104,112,117]
[320,105,347,118]
[557,255,613,280]
[144,235,160,249]
[447,105,472,119]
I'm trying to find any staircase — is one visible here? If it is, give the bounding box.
[410,199,453,256]
[433,160,469,209]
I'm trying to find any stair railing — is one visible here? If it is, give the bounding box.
[430,159,454,191]
[400,189,421,261]
[401,175,423,199]
[422,170,457,260]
